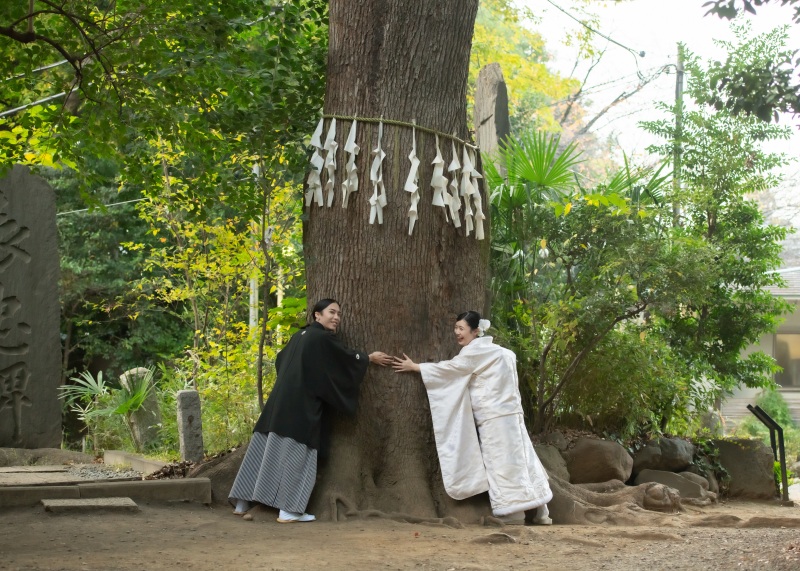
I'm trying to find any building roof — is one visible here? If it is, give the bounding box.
[767,267,800,300]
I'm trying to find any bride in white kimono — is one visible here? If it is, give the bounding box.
[393,311,552,525]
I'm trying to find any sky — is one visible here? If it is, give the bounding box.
[524,0,800,183]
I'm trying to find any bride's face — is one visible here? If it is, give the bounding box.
[454,319,479,347]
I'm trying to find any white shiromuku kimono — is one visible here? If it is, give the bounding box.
[419,336,553,517]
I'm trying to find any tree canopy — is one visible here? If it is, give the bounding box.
[703,0,800,121]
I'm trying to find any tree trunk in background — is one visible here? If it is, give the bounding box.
[474,63,510,176]
[305,0,489,521]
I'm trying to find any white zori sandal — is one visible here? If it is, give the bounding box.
[277,509,317,523]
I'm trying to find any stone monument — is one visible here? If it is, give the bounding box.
[0,165,61,447]
[119,367,161,449]
[474,63,511,174]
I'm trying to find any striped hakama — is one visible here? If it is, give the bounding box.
[228,431,318,513]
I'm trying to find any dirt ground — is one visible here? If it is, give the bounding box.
[1,499,799,571]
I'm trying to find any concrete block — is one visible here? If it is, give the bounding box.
[42,497,139,513]
[0,485,80,507]
[103,450,166,475]
[78,478,211,504]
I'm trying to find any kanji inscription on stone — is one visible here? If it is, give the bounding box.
[0,166,61,447]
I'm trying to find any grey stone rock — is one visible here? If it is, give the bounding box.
[713,438,776,499]
[678,470,709,491]
[706,470,720,495]
[119,368,161,449]
[177,390,204,462]
[632,437,695,474]
[565,437,633,484]
[541,431,568,451]
[0,166,61,448]
[684,464,720,494]
[534,444,569,481]
[634,469,704,498]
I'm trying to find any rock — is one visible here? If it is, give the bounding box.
[678,471,709,491]
[534,444,569,481]
[541,431,568,451]
[565,438,633,484]
[684,464,719,494]
[713,438,776,499]
[706,470,719,495]
[632,437,695,474]
[634,469,704,499]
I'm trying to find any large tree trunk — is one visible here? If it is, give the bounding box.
[304,0,488,522]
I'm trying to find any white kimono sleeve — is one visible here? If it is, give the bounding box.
[419,356,490,500]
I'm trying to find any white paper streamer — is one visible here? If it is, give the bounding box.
[461,145,475,236]
[305,118,325,207]
[323,118,338,207]
[404,127,421,235]
[369,121,387,225]
[431,134,447,211]
[447,141,462,228]
[341,120,359,208]
[468,147,485,240]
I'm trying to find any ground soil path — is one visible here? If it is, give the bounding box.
[1,499,799,570]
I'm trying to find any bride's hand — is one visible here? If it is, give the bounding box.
[391,353,420,373]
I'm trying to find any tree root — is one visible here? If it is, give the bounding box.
[549,476,684,525]
[328,493,464,528]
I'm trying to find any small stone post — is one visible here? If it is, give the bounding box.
[177,390,204,462]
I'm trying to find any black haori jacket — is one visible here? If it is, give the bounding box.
[253,322,369,454]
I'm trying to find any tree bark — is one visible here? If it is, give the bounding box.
[304,0,489,522]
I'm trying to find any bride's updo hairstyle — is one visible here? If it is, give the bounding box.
[456,310,481,331]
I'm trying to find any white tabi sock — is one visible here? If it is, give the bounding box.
[233,499,251,514]
[533,504,552,525]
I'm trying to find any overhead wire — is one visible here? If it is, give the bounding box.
[57,197,146,217]
[544,0,646,78]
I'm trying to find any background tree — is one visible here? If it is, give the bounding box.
[642,26,792,402]
[53,162,189,386]
[703,0,800,120]
[2,0,327,450]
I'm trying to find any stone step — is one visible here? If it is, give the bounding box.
[42,497,139,513]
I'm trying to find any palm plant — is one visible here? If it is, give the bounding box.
[59,367,157,452]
